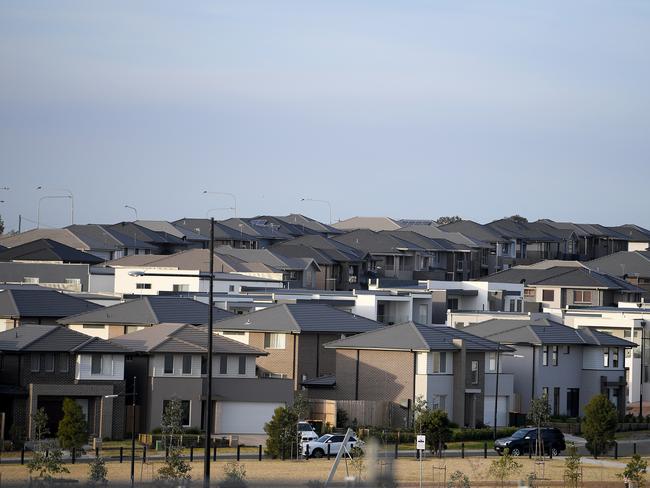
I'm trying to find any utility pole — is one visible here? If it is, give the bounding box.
[493,342,501,440]
[203,218,215,487]
[130,376,136,487]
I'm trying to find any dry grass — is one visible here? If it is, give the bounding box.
[0,456,633,486]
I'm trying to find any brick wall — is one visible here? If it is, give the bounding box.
[248,332,296,380]
[297,333,340,382]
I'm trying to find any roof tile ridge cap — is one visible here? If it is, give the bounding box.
[158,334,205,353]
[142,296,159,324]
[63,228,90,250]
[6,289,20,317]
[283,303,302,332]
[71,334,99,352]
[410,322,431,351]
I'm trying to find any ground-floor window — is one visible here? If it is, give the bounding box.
[163,399,191,427]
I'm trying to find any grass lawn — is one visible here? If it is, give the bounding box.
[0,456,631,486]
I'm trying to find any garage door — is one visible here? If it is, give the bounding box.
[483,396,508,427]
[218,402,283,434]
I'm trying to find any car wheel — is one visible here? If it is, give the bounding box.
[312,448,324,459]
[551,446,560,457]
[511,448,521,456]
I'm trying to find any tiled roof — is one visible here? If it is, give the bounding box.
[0,239,103,264]
[0,324,127,353]
[0,289,102,318]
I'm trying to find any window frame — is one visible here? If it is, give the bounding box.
[551,345,558,366]
[542,345,548,366]
[182,354,192,375]
[163,354,174,374]
[542,289,555,302]
[238,355,247,375]
[432,352,447,373]
[30,352,40,372]
[91,354,103,375]
[573,290,593,304]
[603,347,610,368]
[470,360,479,385]
[219,355,228,375]
[264,333,286,350]
[613,348,619,368]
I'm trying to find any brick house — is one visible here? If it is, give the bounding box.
[322,322,513,428]
[0,324,128,441]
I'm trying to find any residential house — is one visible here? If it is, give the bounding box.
[105,222,193,255]
[463,317,636,417]
[58,295,233,339]
[0,324,128,440]
[172,218,259,249]
[485,219,565,264]
[219,218,295,247]
[478,264,643,311]
[211,303,382,389]
[609,225,650,252]
[322,322,514,428]
[0,239,104,265]
[0,288,102,331]
[135,220,210,249]
[537,221,629,260]
[111,323,293,436]
[586,251,650,300]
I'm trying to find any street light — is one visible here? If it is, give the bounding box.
[300,198,332,224]
[203,191,237,217]
[37,186,74,224]
[105,375,137,487]
[124,205,138,220]
[37,195,72,228]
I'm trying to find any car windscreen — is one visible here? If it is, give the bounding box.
[316,435,331,443]
[298,424,312,431]
[510,429,530,439]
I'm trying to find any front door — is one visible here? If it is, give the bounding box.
[567,389,580,417]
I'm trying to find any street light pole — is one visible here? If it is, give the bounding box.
[130,376,136,487]
[37,195,72,228]
[37,186,74,224]
[124,205,138,220]
[641,324,646,419]
[203,191,237,217]
[300,198,332,224]
[204,217,215,487]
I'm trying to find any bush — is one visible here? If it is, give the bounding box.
[488,449,522,487]
[448,470,471,487]
[220,462,247,488]
[157,399,192,481]
[618,454,647,487]
[419,409,452,454]
[583,394,618,457]
[88,456,108,485]
[264,406,298,458]
[58,398,88,452]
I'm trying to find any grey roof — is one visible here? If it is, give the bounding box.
[172,218,258,242]
[135,220,210,242]
[332,217,402,232]
[58,296,233,325]
[110,322,266,355]
[220,218,294,241]
[539,221,629,240]
[106,222,188,246]
[399,225,491,249]
[479,265,643,292]
[0,324,127,353]
[270,235,367,263]
[439,220,505,243]
[67,224,157,251]
[464,318,636,347]
[0,228,90,250]
[382,230,471,252]
[586,251,650,278]
[301,374,336,387]
[325,322,510,352]
[276,214,344,235]
[486,219,560,242]
[215,247,318,271]
[333,229,426,254]
[0,289,102,318]
[0,239,104,264]
[213,303,381,334]
[608,225,650,243]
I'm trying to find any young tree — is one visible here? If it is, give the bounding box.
[220,462,247,488]
[435,216,462,225]
[349,445,365,483]
[292,392,309,420]
[583,394,618,457]
[447,470,471,487]
[527,393,550,457]
[419,408,452,456]
[27,408,70,480]
[157,399,191,481]
[488,449,522,487]
[58,398,88,452]
[412,395,428,434]
[88,456,108,485]
[563,443,582,488]
[264,405,298,458]
[618,454,648,487]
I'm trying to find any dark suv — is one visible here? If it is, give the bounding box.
[494,427,566,456]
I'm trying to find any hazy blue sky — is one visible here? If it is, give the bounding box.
[1,1,649,232]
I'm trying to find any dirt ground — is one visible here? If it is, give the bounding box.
[0,457,634,486]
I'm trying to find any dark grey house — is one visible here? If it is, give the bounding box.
[111,323,293,436]
[0,324,128,441]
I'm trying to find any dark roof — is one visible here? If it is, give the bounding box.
[301,374,336,388]
[439,220,504,243]
[382,230,470,252]
[0,239,104,264]
[106,222,188,246]
[0,324,128,353]
[213,303,381,334]
[220,218,294,241]
[486,219,560,242]
[0,289,102,318]
[276,214,344,235]
[586,251,650,278]
[464,318,636,348]
[172,218,258,242]
[110,322,266,355]
[608,225,650,243]
[58,296,233,325]
[66,224,156,251]
[478,265,643,292]
[270,235,367,263]
[325,322,510,352]
[333,229,426,254]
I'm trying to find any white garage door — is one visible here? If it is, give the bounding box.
[218,402,283,434]
[484,396,508,427]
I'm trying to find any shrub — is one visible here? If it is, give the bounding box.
[583,394,617,457]
[617,454,647,487]
[419,409,452,455]
[563,443,581,488]
[88,456,108,484]
[447,470,471,487]
[336,408,349,429]
[157,399,192,481]
[220,462,247,488]
[263,406,298,458]
[488,449,522,487]
[58,398,88,453]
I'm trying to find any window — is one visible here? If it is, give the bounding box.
[65,278,81,286]
[524,288,536,299]
[564,345,571,355]
[613,348,619,368]
[542,387,549,399]
[30,353,40,372]
[60,353,69,372]
[164,354,174,374]
[447,298,459,311]
[238,356,247,375]
[42,353,54,372]
[573,290,593,304]
[228,285,235,292]
[551,346,558,366]
[542,290,555,302]
[470,360,479,384]
[264,333,286,349]
[553,387,561,416]
[24,277,40,284]
[432,352,447,373]
[430,395,446,411]
[542,345,549,366]
[220,355,228,374]
[173,284,189,292]
[603,348,610,367]
[136,283,152,290]
[91,354,102,375]
[488,352,497,372]
[182,355,192,375]
[509,299,523,312]
[163,400,190,427]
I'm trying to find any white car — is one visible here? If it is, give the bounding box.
[302,433,364,458]
[298,421,319,443]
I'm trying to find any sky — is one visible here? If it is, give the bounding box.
[1,1,649,232]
